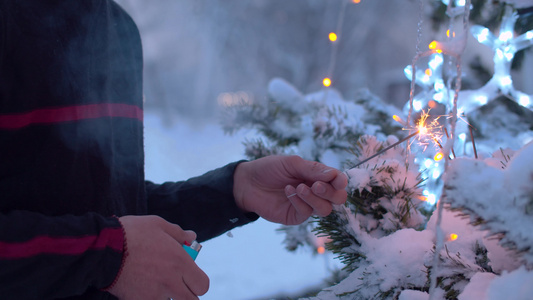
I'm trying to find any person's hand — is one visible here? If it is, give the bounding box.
[233,155,348,225]
[108,215,209,300]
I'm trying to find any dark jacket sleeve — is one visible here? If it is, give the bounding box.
[0,211,125,300]
[145,161,259,242]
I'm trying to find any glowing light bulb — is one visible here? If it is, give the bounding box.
[504,51,514,61]
[434,152,444,161]
[476,27,490,43]
[526,31,533,40]
[429,41,438,50]
[519,95,531,107]
[475,95,488,105]
[427,194,437,205]
[424,159,433,169]
[413,100,423,111]
[425,69,432,76]
[499,76,512,87]
[323,77,332,87]
[500,30,513,42]
[430,54,444,68]
[459,133,466,141]
[317,246,326,254]
[449,233,458,241]
[434,81,445,91]
[328,32,338,42]
[433,92,444,102]
[393,115,402,123]
[446,30,456,38]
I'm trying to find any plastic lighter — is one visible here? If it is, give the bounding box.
[182,240,202,261]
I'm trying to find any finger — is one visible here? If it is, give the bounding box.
[285,185,313,217]
[296,183,333,217]
[311,181,347,205]
[285,156,340,182]
[166,278,199,300]
[182,266,210,296]
[331,172,349,190]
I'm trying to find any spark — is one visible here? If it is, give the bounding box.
[413,110,444,151]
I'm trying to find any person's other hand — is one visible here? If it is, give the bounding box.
[233,155,348,225]
[108,215,209,300]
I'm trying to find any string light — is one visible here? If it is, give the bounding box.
[434,152,444,161]
[323,77,332,87]
[465,6,533,112]
[329,32,338,42]
[446,30,456,38]
[449,233,459,241]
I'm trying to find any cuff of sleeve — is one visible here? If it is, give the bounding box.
[101,216,128,292]
[195,160,259,241]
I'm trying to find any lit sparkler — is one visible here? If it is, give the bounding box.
[352,130,420,168]
[412,110,444,151]
[353,111,446,168]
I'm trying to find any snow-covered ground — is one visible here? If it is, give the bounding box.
[143,112,342,300]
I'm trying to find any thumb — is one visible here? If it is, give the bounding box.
[163,221,197,244]
[291,156,341,183]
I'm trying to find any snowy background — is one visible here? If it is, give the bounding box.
[120,1,431,297]
[117,0,533,298]
[144,113,343,299]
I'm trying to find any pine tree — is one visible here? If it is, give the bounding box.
[223,1,533,299]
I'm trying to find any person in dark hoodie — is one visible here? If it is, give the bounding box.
[0,1,348,299]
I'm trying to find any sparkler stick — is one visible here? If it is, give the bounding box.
[469,126,478,159]
[444,128,456,159]
[352,131,419,168]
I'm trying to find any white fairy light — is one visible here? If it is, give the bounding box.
[460,6,533,113]
[518,94,531,107]
[413,100,423,111]
[434,81,445,91]
[424,158,433,169]
[499,76,513,87]
[426,193,437,205]
[474,94,488,105]
[433,92,444,102]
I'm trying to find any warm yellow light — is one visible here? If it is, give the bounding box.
[393,115,402,122]
[352,0,361,3]
[329,32,338,42]
[323,77,332,87]
[418,195,428,202]
[446,30,456,38]
[317,246,326,254]
[434,152,444,161]
[429,40,443,53]
[425,68,432,76]
[449,233,458,241]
